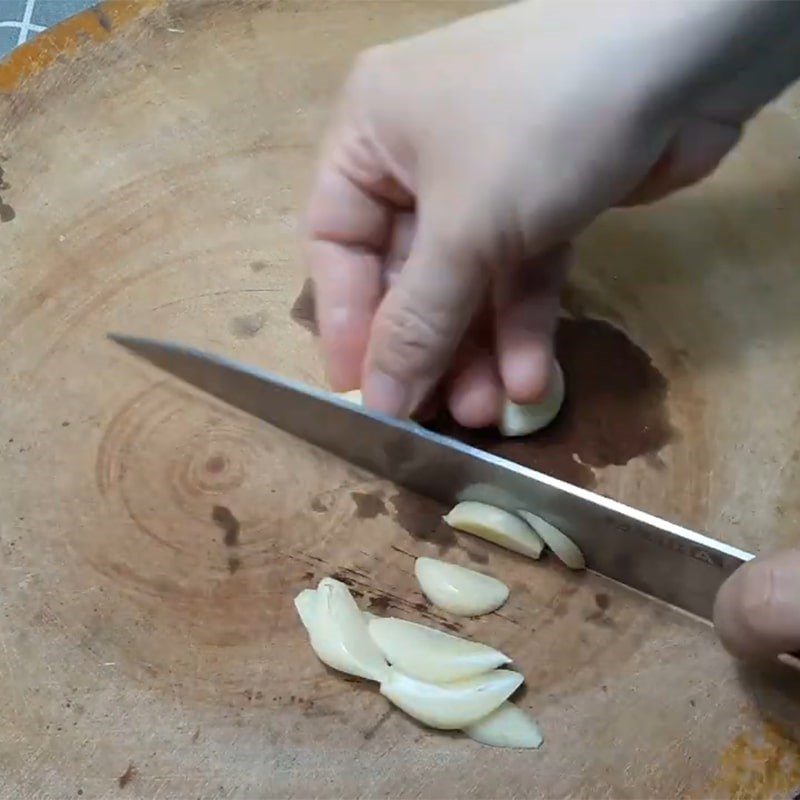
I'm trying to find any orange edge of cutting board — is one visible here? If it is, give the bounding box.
[0,0,164,93]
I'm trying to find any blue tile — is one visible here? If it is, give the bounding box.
[31,0,95,29]
[0,0,28,24]
[0,25,20,58]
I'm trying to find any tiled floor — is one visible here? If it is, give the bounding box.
[0,0,94,58]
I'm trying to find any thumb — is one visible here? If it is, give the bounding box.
[362,222,486,417]
[713,549,800,662]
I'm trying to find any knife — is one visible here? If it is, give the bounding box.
[109,333,752,621]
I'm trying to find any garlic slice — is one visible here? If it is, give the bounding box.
[299,578,388,682]
[294,588,319,630]
[517,510,585,570]
[414,557,509,616]
[368,617,510,682]
[380,668,523,730]
[443,501,544,559]
[499,361,565,437]
[464,702,543,749]
[338,389,363,405]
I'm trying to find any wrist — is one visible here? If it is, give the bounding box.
[634,1,800,122]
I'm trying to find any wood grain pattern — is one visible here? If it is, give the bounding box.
[2,2,800,797]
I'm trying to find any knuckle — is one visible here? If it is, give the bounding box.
[372,289,453,379]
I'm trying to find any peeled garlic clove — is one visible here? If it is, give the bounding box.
[443,501,544,559]
[517,510,585,570]
[304,578,388,682]
[464,702,543,749]
[380,668,523,730]
[414,557,509,616]
[368,617,510,682]
[499,361,564,437]
[338,389,362,405]
[294,588,319,631]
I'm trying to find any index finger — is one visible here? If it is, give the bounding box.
[306,151,391,391]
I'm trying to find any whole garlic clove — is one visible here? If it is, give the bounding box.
[294,588,319,631]
[443,501,544,559]
[368,617,511,682]
[301,578,389,682]
[499,361,565,437]
[414,557,509,616]
[380,668,523,730]
[464,701,543,749]
[517,510,585,570]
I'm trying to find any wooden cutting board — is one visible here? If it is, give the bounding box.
[3,2,800,797]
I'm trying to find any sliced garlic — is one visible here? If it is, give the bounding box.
[499,361,565,437]
[338,389,363,405]
[368,617,510,682]
[294,588,319,630]
[299,578,388,682]
[464,702,543,749]
[414,557,509,616]
[380,668,523,730]
[517,510,585,570]
[443,501,544,559]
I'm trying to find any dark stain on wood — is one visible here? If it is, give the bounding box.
[227,555,242,574]
[310,496,328,513]
[117,763,135,789]
[351,490,386,520]
[595,592,611,611]
[363,707,395,740]
[212,505,240,547]
[367,595,391,613]
[93,7,112,31]
[229,311,267,339]
[390,491,454,549]
[0,164,12,223]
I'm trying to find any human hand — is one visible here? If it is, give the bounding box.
[305,1,800,424]
[714,551,800,662]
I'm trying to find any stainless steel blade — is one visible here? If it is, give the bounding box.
[109,333,753,620]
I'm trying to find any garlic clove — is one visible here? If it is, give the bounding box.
[414,557,509,616]
[464,702,543,749]
[302,578,389,682]
[517,510,585,570]
[443,501,544,559]
[499,361,565,437]
[368,617,511,682]
[380,668,523,730]
[338,389,363,405]
[294,588,319,631]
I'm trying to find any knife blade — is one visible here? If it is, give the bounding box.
[109,333,752,620]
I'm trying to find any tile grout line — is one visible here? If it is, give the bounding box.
[0,20,44,31]
[16,0,37,47]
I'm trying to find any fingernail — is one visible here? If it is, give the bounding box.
[362,370,411,417]
[503,347,553,405]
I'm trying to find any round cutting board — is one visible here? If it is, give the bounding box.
[2,2,800,797]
